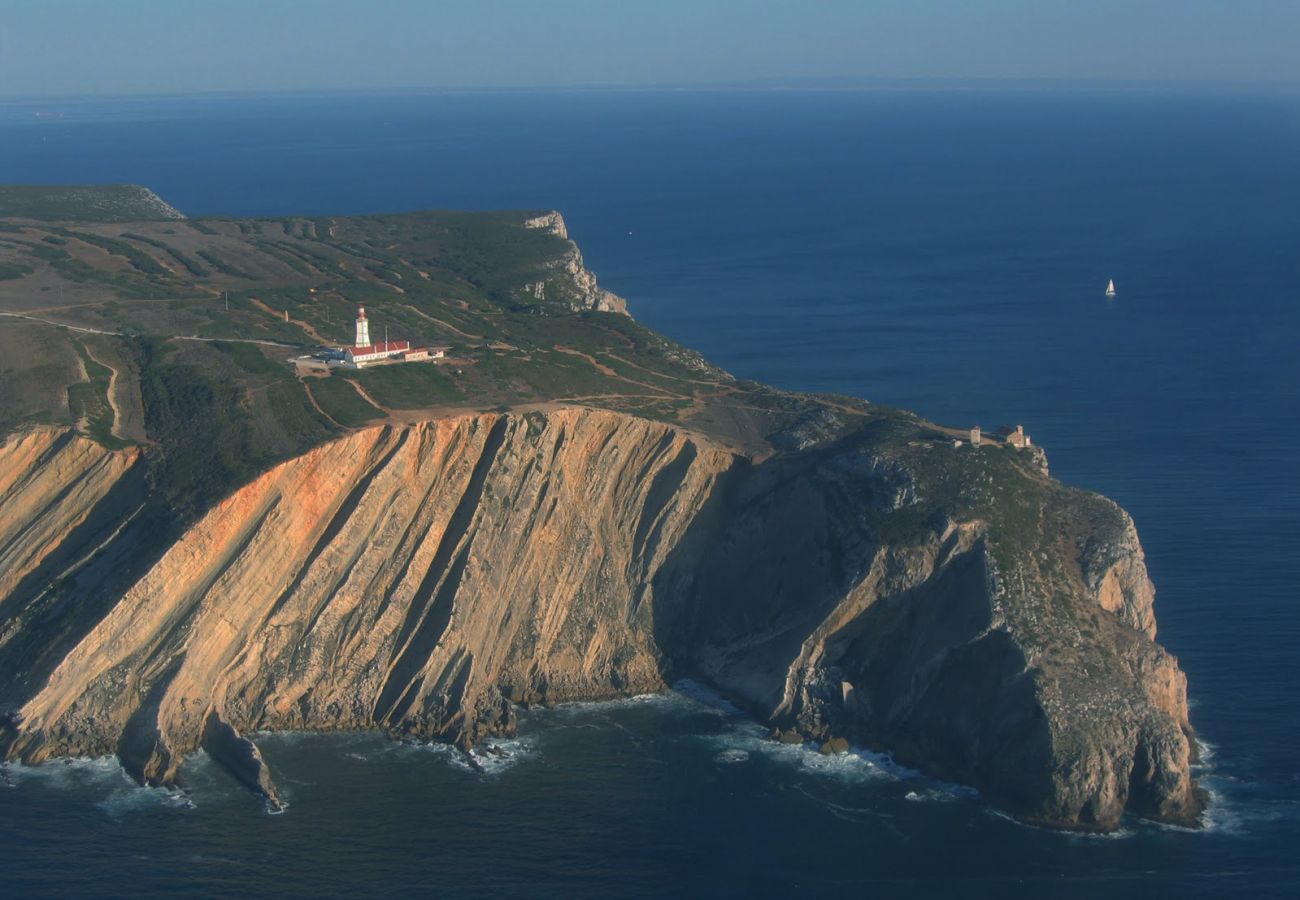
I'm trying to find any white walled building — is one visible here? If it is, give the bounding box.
[331,306,443,369]
[345,339,411,367]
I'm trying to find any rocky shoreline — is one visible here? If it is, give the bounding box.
[0,409,1204,831]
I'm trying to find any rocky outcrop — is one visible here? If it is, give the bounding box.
[200,712,284,811]
[2,412,726,784]
[523,211,627,313]
[523,212,569,239]
[0,428,149,695]
[0,410,1204,831]
[0,429,141,610]
[1078,502,1157,638]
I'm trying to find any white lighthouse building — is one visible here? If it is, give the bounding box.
[355,306,371,347]
[339,305,411,367]
[306,304,445,370]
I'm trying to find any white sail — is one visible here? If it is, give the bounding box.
[1105,279,1116,296]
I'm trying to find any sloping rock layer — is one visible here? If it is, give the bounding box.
[0,412,1204,831]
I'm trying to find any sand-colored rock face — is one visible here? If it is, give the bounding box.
[0,429,139,604]
[0,411,1203,831]
[5,411,730,783]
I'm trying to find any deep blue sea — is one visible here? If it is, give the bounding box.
[2,88,1298,898]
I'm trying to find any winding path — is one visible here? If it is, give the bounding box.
[0,310,304,349]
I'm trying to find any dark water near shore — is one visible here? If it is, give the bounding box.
[2,88,1299,897]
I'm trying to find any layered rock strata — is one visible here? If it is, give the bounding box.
[0,410,1204,831]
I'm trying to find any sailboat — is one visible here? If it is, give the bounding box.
[1105,279,1117,297]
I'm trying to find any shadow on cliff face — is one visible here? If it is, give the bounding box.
[647,423,1056,823]
[649,450,861,710]
[647,416,1205,831]
[375,417,508,728]
[649,424,900,716]
[0,412,1201,831]
[0,459,177,712]
[824,548,1053,816]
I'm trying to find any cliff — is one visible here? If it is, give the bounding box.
[523,212,628,313]
[0,411,1204,831]
[0,185,1203,831]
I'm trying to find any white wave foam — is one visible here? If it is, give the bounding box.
[467,737,537,775]
[96,782,194,817]
[981,805,1135,840]
[1067,823,1135,841]
[1176,738,1281,837]
[702,722,907,785]
[713,749,750,765]
[4,755,195,814]
[398,735,539,776]
[2,754,126,790]
[521,682,747,727]
[1189,783,1255,837]
[670,679,746,716]
[397,739,468,765]
[797,744,908,782]
[544,691,690,717]
[904,787,967,804]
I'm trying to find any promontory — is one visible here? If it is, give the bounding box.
[0,184,1205,831]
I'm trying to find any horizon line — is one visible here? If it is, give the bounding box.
[4,74,1300,105]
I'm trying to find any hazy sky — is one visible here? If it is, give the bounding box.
[2,0,1298,98]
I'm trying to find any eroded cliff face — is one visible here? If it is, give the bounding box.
[0,410,1204,830]
[0,429,140,609]
[0,428,150,694]
[523,211,627,313]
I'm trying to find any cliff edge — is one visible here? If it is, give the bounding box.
[522,211,627,313]
[0,411,1204,832]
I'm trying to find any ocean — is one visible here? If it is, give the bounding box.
[1,87,1298,897]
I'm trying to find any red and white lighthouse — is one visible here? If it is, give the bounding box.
[342,305,410,367]
[355,306,371,348]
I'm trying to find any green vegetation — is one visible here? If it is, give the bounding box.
[343,364,464,409]
[266,380,337,442]
[308,377,385,427]
[11,230,191,308]
[66,341,127,449]
[195,249,255,279]
[123,232,211,278]
[0,191,739,439]
[135,338,335,522]
[42,227,172,277]
[0,184,180,222]
[251,240,318,275]
[137,339,263,519]
[0,183,881,521]
[0,261,33,280]
[210,340,288,377]
[27,243,66,262]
